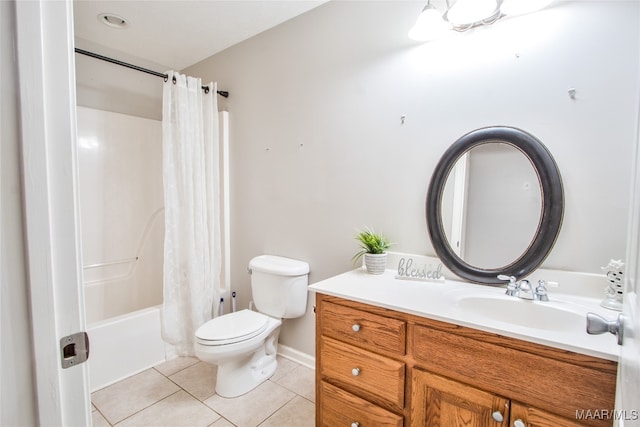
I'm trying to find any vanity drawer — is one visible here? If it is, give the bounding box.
[319,381,403,427]
[320,336,405,409]
[321,300,406,355]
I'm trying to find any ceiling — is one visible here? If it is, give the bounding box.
[73,0,329,70]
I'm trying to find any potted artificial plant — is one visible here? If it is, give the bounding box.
[353,227,393,275]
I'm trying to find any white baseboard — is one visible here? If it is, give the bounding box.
[277,344,315,370]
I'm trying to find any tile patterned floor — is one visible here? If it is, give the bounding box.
[91,357,315,427]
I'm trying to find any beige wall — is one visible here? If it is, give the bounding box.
[1,1,38,425]
[185,1,640,357]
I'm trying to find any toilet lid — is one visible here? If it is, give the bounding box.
[195,309,269,345]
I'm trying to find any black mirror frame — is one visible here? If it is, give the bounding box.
[426,126,564,284]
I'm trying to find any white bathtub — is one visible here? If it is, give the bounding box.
[80,109,232,392]
[87,306,169,392]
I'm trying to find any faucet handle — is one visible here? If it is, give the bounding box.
[498,275,518,296]
[535,280,549,301]
[534,279,558,301]
[497,274,516,283]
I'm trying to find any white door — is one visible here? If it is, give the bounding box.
[616,67,640,425]
[15,0,91,425]
[618,241,640,423]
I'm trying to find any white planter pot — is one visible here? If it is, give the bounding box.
[364,253,387,275]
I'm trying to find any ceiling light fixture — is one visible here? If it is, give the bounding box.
[408,2,450,42]
[446,0,499,28]
[97,13,128,29]
[408,0,553,41]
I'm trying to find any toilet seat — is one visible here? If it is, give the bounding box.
[195,309,270,346]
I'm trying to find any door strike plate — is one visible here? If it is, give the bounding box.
[60,332,89,369]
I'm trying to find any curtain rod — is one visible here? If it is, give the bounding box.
[74,48,229,98]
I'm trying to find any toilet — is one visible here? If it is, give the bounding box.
[194,255,310,398]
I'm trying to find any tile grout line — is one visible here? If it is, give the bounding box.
[269,365,316,405]
[110,389,183,427]
[152,364,225,422]
[93,364,207,426]
[92,405,113,427]
[152,358,199,378]
[157,360,252,423]
[255,391,298,427]
[162,369,218,404]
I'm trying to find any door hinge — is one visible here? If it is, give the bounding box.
[60,332,89,369]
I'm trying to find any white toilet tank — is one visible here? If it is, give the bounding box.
[249,255,310,319]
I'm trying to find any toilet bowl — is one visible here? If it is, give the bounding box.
[195,309,282,397]
[194,255,310,398]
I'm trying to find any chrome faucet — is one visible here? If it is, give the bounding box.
[516,279,534,300]
[497,275,549,301]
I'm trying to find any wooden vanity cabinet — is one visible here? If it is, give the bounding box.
[315,294,617,427]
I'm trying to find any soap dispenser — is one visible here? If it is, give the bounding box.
[600,259,624,311]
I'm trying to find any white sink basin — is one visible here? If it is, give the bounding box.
[453,293,588,332]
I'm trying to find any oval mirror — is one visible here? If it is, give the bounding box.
[426,126,564,284]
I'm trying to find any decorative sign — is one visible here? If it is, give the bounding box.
[395,257,444,282]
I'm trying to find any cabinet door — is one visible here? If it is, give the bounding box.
[511,402,592,427]
[411,369,509,427]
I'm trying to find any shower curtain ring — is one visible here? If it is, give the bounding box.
[172,76,177,84]
[163,74,168,82]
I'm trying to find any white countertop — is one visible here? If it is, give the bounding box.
[309,266,620,361]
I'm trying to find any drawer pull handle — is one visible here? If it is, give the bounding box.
[352,324,361,332]
[492,411,504,422]
[351,423,359,427]
[351,368,360,376]
[513,419,525,427]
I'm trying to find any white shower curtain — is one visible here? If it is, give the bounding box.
[161,71,221,355]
